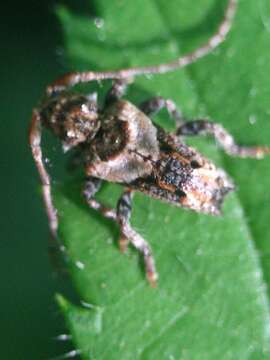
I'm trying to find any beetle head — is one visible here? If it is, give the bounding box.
[61,96,100,152]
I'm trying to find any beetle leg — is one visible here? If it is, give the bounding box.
[83,181,157,286]
[141,97,270,159]
[116,190,132,253]
[177,120,270,159]
[140,96,186,126]
[117,189,158,287]
[104,78,133,107]
[29,110,58,237]
[83,177,117,221]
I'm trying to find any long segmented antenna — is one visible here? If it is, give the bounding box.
[47,0,237,94]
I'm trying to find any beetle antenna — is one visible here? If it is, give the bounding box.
[47,0,237,94]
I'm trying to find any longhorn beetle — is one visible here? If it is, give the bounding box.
[29,0,270,286]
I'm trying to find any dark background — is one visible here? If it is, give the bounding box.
[0,1,89,359]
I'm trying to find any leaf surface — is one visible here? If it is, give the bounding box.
[55,0,270,358]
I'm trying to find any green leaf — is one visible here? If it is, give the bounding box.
[55,0,270,358]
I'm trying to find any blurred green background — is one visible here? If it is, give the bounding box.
[0,1,90,359]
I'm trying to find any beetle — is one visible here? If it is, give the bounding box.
[29,0,269,286]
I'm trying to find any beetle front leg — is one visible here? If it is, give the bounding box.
[140,96,186,126]
[104,78,133,107]
[117,189,158,287]
[177,120,270,159]
[29,110,58,237]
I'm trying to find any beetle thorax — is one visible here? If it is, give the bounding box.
[86,100,160,183]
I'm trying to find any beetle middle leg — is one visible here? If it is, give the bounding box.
[176,120,270,159]
[140,96,270,159]
[83,179,157,286]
